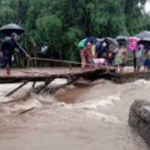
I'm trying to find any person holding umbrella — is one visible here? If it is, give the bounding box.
[126,37,140,71]
[0,33,30,75]
[134,45,144,71]
[138,38,150,71]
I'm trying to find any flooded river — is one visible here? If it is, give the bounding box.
[0,79,149,150]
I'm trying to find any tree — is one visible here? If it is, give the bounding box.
[0,0,150,64]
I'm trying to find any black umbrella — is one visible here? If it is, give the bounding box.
[85,37,97,45]
[135,31,150,39]
[115,35,127,41]
[0,23,25,36]
[105,37,119,53]
[138,38,150,50]
[138,38,150,44]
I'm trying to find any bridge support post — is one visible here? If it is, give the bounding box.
[5,81,28,97]
[32,82,36,88]
[35,79,54,94]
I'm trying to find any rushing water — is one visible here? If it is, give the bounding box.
[0,79,149,150]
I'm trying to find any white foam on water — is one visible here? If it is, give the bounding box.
[9,99,42,113]
[0,84,20,102]
[49,98,122,124]
[86,111,122,124]
[50,79,67,87]
[0,95,43,115]
[0,83,34,103]
[72,95,121,110]
[0,83,55,114]
[31,93,55,103]
[133,79,150,85]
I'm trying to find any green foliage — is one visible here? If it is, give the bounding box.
[0,6,14,26]
[0,0,149,62]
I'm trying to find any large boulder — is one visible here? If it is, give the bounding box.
[129,100,150,145]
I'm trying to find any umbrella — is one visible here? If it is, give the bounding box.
[126,37,140,42]
[85,37,97,45]
[105,37,119,53]
[78,38,87,48]
[96,38,105,48]
[138,38,150,44]
[138,38,150,50]
[116,36,127,46]
[0,23,25,36]
[115,35,127,41]
[135,31,150,39]
[96,38,105,47]
[78,37,98,48]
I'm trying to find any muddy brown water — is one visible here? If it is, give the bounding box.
[0,79,149,150]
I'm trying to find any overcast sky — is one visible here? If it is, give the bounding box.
[145,1,150,12]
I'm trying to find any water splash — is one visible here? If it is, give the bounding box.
[86,111,122,124]
[72,95,121,110]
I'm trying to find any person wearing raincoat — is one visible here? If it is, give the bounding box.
[0,33,30,75]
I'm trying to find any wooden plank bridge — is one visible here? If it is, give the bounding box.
[0,67,110,83]
[1,67,110,96]
[1,67,150,97]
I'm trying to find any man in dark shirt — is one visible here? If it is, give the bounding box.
[0,33,30,75]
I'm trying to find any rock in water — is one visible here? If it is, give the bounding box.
[140,106,150,123]
[128,100,150,128]
[128,100,150,145]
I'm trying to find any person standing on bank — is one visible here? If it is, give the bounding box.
[134,45,144,71]
[0,33,30,75]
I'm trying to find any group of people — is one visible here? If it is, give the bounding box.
[80,42,106,69]
[1,33,150,75]
[80,41,126,72]
[80,41,150,72]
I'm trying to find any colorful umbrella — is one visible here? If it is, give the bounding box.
[78,38,87,48]
[78,37,98,48]
[126,37,140,42]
